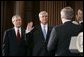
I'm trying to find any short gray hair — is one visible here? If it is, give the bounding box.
[12,15,21,22]
[39,11,48,17]
[61,7,74,19]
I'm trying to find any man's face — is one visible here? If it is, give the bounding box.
[13,17,22,28]
[77,10,83,21]
[39,14,48,25]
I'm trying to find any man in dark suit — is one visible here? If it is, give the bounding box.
[26,11,53,56]
[2,15,26,56]
[76,9,83,56]
[47,7,81,56]
[76,9,83,32]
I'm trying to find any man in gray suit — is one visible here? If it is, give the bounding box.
[47,7,81,56]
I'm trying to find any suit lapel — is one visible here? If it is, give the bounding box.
[21,27,23,39]
[39,25,52,42]
[46,26,52,42]
[12,27,25,44]
[39,26,45,41]
[20,27,26,41]
[12,28,17,38]
[12,28,18,44]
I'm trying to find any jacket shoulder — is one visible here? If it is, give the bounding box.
[4,28,14,33]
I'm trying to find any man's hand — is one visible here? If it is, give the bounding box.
[26,22,33,33]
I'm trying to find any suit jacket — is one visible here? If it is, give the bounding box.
[80,22,83,32]
[2,27,26,56]
[47,21,81,56]
[26,25,53,56]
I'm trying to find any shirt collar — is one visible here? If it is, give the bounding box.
[40,23,48,33]
[14,27,21,34]
[41,23,48,29]
[62,18,71,24]
[14,27,21,31]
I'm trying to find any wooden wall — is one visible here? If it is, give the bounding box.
[1,1,15,44]
[40,1,66,26]
[1,1,83,43]
[40,1,83,26]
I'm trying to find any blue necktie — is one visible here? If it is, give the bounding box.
[43,25,46,40]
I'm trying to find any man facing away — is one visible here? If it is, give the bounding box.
[47,7,81,56]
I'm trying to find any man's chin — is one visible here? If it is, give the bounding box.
[16,26,21,28]
[42,22,47,25]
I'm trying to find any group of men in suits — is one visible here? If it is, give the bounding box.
[2,7,83,56]
[2,11,53,56]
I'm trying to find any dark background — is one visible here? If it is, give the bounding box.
[1,1,83,44]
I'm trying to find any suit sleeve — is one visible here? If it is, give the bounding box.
[2,31,9,56]
[26,30,34,56]
[47,27,58,54]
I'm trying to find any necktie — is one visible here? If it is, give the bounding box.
[16,29,21,44]
[43,25,47,40]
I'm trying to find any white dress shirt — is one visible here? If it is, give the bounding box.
[41,23,48,39]
[14,27,21,37]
